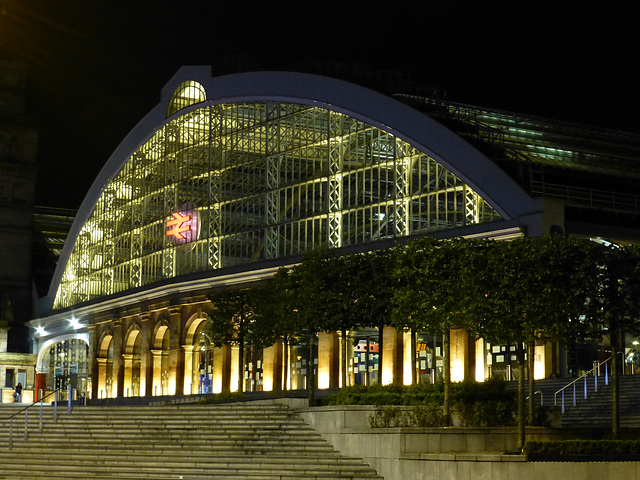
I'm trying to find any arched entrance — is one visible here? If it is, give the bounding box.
[41,338,90,400]
[123,326,142,397]
[96,333,114,399]
[183,315,213,395]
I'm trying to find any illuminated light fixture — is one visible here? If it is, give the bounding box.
[35,326,46,336]
[69,317,81,330]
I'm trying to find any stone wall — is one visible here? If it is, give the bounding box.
[299,405,640,480]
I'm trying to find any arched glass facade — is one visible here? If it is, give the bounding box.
[41,339,90,394]
[53,96,501,310]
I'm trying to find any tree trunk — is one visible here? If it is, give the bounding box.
[341,328,348,388]
[411,329,417,385]
[443,329,451,426]
[517,343,526,451]
[238,336,244,393]
[307,332,315,407]
[528,339,535,426]
[611,335,620,439]
[282,337,289,391]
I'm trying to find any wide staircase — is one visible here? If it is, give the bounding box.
[0,402,383,480]
[523,374,640,429]
[558,375,640,428]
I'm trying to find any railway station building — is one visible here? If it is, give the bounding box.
[29,66,640,400]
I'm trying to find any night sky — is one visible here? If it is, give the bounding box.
[1,2,637,209]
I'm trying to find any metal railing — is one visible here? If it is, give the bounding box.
[554,354,624,414]
[6,383,74,449]
[526,390,543,406]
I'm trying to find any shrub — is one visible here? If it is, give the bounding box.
[524,440,640,456]
[409,403,445,427]
[368,403,445,427]
[331,379,519,428]
[455,400,515,427]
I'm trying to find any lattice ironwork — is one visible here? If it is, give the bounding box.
[53,97,501,310]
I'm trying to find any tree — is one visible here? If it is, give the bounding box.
[392,236,473,425]
[589,243,640,438]
[205,287,260,393]
[276,249,340,404]
[466,235,601,450]
[326,249,395,387]
[253,272,297,392]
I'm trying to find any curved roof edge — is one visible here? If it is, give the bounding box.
[38,67,537,314]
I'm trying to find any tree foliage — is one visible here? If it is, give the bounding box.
[205,287,260,392]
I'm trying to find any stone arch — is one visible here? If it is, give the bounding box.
[35,334,90,398]
[123,324,142,396]
[151,319,170,395]
[183,311,213,394]
[96,330,114,398]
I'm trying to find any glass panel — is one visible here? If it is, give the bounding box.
[54,102,500,309]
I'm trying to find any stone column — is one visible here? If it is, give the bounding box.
[139,313,152,397]
[89,325,100,400]
[382,326,401,386]
[96,358,107,399]
[183,345,195,395]
[317,332,339,389]
[122,354,133,397]
[168,307,184,396]
[213,345,232,393]
[112,321,124,398]
[150,349,163,396]
[262,342,283,392]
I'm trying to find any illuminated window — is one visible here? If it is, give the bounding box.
[42,339,89,392]
[167,81,206,117]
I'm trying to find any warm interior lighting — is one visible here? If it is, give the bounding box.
[403,332,412,385]
[230,346,239,392]
[534,345,545,380]
[475,338,485,382]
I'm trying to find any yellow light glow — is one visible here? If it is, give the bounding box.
[534,345,545,380]
[381,365,393,385]
[230,346,239,392]
[403,332,412,385]
[475,338,485,382]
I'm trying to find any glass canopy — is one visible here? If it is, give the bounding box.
[53,98,500,309]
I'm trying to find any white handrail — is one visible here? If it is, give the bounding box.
[7,388,61,449]
[554,352,625,413]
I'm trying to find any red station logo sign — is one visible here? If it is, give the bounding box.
[166,205,199,244]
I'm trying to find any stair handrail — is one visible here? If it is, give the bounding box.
[6,387,63,449]
[554,355,620,413]
[526,390,543,406]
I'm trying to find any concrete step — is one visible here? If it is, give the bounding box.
[0,401,383,480]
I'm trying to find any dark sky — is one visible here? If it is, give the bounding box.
[1,2,637,209]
